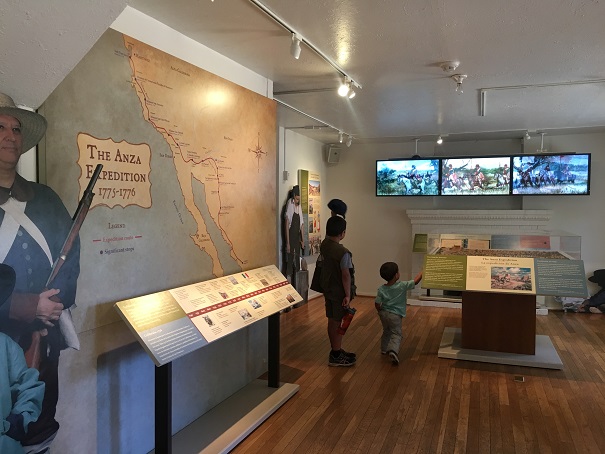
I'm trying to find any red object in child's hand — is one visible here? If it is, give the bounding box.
[337,307,357,335]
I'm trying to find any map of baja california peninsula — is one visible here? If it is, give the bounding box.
[123,35,277,277]
[42,29,277,331]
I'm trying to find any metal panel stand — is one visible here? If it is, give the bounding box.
[155,362,172,454]
[268,312,280,388]
[152,312,300,453]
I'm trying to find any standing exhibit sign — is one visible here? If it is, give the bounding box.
[298,169,321,256]
[114,265,302,366]
[422,251,588,298]
[114,265,301,452]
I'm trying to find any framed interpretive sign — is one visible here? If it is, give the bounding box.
[115,265,302,366]
[423,251,588,298]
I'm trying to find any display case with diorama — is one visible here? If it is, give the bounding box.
[411,230,583,302]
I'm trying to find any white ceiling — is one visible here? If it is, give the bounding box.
[3,0,605,145]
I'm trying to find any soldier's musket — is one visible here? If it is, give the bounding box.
[46,164,103,288]
[27,164,103,369]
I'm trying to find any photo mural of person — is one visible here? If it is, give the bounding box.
[283,185,304,284]
[0,93,80,454]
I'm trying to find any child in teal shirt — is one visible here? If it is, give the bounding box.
[0,264,44,454]
[375,262,422,365]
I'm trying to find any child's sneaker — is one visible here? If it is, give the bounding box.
[340,349,356,358]
[329,351,356,367]
[388,351,399,365]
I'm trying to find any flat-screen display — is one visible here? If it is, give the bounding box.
[511,153,591,195]
[440,156,512,195]
[376,159,440,196]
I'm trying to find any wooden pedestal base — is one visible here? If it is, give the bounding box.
[461,291,536,355]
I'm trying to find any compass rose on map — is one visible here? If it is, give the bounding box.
[248,133,267,172]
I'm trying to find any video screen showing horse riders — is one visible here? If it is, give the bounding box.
[376,159,440,196]
[440,156,512,196]
[511,153,591,195]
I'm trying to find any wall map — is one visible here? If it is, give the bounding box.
[42,29,277,331]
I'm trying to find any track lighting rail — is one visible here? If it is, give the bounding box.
[248,0,362,90]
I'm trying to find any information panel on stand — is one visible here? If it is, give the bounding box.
[115,265,302,366]
[423,251,588,298]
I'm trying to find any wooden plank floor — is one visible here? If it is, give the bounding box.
[232,296,605,454]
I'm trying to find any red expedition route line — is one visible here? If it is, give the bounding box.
[92,236,143,243]
[126,44,244,264]
[186,281,289,318]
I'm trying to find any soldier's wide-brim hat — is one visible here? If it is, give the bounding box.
[0,92,47,152]
[588,269,605,285]
[0,264,16,306]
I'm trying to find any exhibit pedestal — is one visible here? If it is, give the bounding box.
[461,291,536,354]
[438,327,563,369]
[437,291,563,369]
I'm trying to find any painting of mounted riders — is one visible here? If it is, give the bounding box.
[376,158,440,196]
[441,156,511,196]
[512,153,591,195]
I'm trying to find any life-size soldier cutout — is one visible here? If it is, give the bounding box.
[0,92,81,454]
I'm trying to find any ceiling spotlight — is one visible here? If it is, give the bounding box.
[338,131,344,143]
[436,135,443,145]
[338,77,351,97]
[337,77,358,99]
[451,74,467,94]
[346,135,353,147]
[525,130,531,140]
[290,33,302,60]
